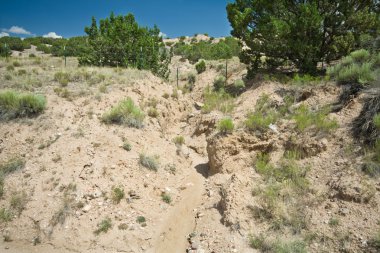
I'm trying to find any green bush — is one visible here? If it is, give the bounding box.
[188,73,196,85]
[136,216,146,223]
[122,141,132,151]
[328,49,378,85]
[217,118,234,134]
[54,72,70,86]
[94,217,112,235]
[195,60,206,74]
[0,91,46,120]
[233,79,245,89]
[139,154,159,171]
[101,98,145,128]
[147,107,159,118]
[213,76,226,91]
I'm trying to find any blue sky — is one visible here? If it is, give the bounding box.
[0,0,233,39]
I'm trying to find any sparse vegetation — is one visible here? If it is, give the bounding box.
[0,90,46,120]
[292,104,338,133]
[245,94,278,132]
[147,107,159,118]
[0,208,12,223]
[102,98,145,128]
[111,186,125,204]
[217,118,234,134]
[10,191,28,216]
[94,217,112,235]
[0,157,25,175]
[202,87,234,113]
[139,153,159,171]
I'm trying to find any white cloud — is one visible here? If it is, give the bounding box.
[5,26,32,35]
[43,32,62,39]
[159,32,167,38]
[0,32,9,38]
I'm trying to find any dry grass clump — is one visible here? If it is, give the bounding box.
[102,97,145,128]
[245,94,279,132]
[0,90,46,120]
[139,153,159,171]
[202,86,234,113]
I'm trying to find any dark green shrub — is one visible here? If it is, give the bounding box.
[111,187,125,204]
[101,98,145,128]
[195,60,206,74]
[94,218,112,235]
[213,76,226,91]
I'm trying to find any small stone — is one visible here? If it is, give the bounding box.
[82,205,91,212]
[339,208,349,216]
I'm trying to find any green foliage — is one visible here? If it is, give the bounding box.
[0,36,30,52]
[202,87,234,114]
[327,50,379,85]
[94,217,112,235]
[329,217,340,227]
[161,193,172,204]
[217,118,234,134]
[80,13,171,79]
[195,60,206,74]
[188,73,196,85]
[249,235,306,253]
[293,104,338,133]
[233,79,245,89]
[173,136,185,146]
[173,37,240,63]
[0,91,46,120]
[139,154,159,171]
[227,1,379,76]
[111,187,125,204]
[374,114,380,129]
[101,98,145,128]
[291,74,323,86]
[213,76,226,91]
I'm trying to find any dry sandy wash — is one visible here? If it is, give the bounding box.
[0,50,379,253]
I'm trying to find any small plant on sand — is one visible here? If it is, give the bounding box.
[136,216,146,223]
[329,217,340,227]
[94,217,112,235]
[161,193,172,204]
[101,98,145,128]
[122,140,132,151]
[217,118,234,134]
[0,208,12,223]
[245,94,279,132]
[0,90,46,120]
[139,153,159,171]
[369,230,380,250]
[173,136,185,146]
[147,107,159,118]
[10,191,28,216]
[111,186,125,204]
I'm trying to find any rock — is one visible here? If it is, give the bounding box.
[339,208,349,216]
[191,240,201,249]
[194,102,204,110]
[82,205,91,212]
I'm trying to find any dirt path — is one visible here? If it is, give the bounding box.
[148,151,207,253]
